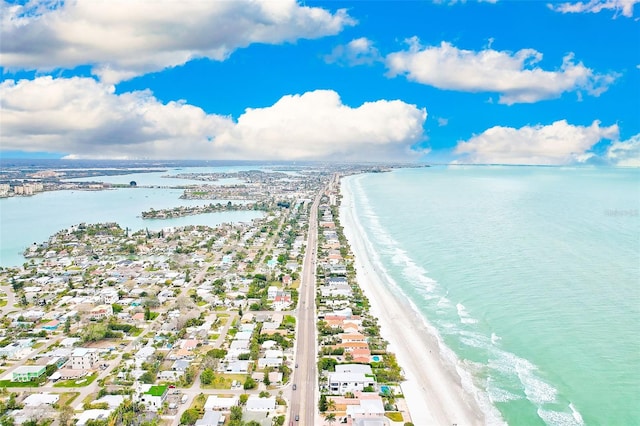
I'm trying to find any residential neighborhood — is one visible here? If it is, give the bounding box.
[0,164,414,426]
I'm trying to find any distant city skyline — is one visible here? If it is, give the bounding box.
[1,0,638,165]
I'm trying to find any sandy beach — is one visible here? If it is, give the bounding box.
[340,179,488,426]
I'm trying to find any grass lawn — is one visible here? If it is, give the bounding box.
[54,373,98,388]
[187,393,208,412]
[59,392,80,406]
[0,300,7,307]
[384,412,404,422]
[0,380,41,388]
[200,374,247,390]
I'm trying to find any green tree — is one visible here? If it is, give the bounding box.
[230,406,243,421]
[206,348,227,359]
[243,377,257,390]
[82,323,108,342]
[59,403,74,426]
[263,367,271,385]
[180,408,200,425]
[318,394,328,412]
[0,415,15,426]
[327,398,336,411]
[200,368,214,385]
[63,317,71,333]
[325,413,336,426]
[239,394,249,406]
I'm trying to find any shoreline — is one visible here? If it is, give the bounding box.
[339,175,488,426]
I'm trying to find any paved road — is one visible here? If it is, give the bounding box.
[289,191,322,425]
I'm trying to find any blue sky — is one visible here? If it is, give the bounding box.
[1,0,639,165]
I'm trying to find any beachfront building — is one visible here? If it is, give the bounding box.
[328,372,376,395]
[12,366,46,382]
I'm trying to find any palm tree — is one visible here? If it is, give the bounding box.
[326,398,336,412]
[324,413,336,426]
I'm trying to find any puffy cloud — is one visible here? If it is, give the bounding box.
[386,39,618,104]
[548,0,638,18]
[1,0,355,83]
[214,90,427,160]
[0,76,234,159]
[607,134,640,167]
[454,120,619,165]
[0,77,426,161]
[325,37,382,66]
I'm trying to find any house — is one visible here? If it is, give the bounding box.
[257,357,283,368]
[273,292,292,311]
[158,370,183,381]
[88,304,113,320]
[328,372,376,395]
[204,395,238,411]
[137,384,168,411]
[57,368,87,380]
[135,346,155,367]
[0,339,33,360]
[23,393,59,407]
[335,364,373,375]
[267,286,278,300]
[42,320,60,331]
[95,395,125,409]
[70,348,99,370]
[172,359,191,372]
[224,360,250,374]
[132,312,145,322]
[75,409,113,426]
[12,366,46,382]
[195,411,223,426]
[100,290,119,304]
[245,395,276,412]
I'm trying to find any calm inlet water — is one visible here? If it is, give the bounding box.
[1,165,276,266]
[342,166,640,426]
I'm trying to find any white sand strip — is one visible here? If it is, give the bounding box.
[340,178,486,426]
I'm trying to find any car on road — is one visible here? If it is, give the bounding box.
[295,415,299,421]
[295,363,298,368]
[292,384,296,390]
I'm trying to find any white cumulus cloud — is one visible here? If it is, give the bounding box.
[607,134,640,167]
[386,39,618,104]
[0,0,355,83]
[548,0,638,18]
[214,90,427,160]
[325,37,382,66]
[0,77,426,161]
[454,120,619,165]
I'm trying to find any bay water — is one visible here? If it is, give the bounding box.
[342,166,639,425]
[0,165,270,267]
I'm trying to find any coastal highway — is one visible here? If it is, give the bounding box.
[289,191,322,425]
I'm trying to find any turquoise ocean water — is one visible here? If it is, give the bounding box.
[342,166,639,426]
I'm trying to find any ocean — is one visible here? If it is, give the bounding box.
[341,166,640,426]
